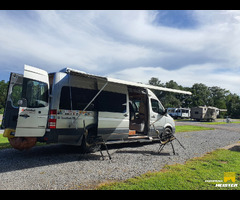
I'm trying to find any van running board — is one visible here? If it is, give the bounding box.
[106,136,154,145]
[127,135,153,142]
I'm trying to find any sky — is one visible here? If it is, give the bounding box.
[0,10,240,95]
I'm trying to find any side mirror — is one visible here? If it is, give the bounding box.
[160,108,167,115]
[18,98,27,107]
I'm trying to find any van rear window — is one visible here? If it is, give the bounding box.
[22,78,48,108]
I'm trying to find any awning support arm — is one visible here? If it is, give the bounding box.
[70,80,109,128]
[83,80,108,112]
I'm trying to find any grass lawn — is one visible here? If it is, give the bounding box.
[175,125,214,133]
[0,134,11,150]
[203,121,240,125]
[98,149,240,190]
[0,134,46,150]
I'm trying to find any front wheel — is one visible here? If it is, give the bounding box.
[160,127,175,144]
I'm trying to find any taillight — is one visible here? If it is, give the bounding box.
[48,109,57,129]
[50,109,57,115]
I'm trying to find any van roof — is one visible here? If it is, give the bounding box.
[61,68,192,95]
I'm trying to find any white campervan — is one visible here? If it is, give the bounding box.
[167,108,191,119]
[2,65,191,151]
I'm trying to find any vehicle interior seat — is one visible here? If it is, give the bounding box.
[129,102,145,133]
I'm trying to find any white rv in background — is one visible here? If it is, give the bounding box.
[2,65,191,151]
[167,108,191,119]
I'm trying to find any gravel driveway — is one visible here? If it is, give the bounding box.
[0,123,240,190]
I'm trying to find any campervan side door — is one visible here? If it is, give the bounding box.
[97,82,129,140]
[15,65,49,137]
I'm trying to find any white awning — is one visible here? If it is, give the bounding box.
[107,77,192,95]
[62,68,192,95]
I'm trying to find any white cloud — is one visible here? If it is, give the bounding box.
[106,64,240,94]
[0,10,240,94]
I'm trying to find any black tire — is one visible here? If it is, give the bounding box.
[79,129,101,153]
[79,135,88,153]
[160,127,173,142]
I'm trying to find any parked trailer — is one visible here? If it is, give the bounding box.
[190,106,223,121]
[2,65,191,151]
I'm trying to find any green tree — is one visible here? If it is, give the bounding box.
[226,93,240,118]
[209,86,229,108]
[147,77,240,118]
[190,83,211,107]
[0,80,8,113]
[148,78,186,108]
[163,80,182,107]
[148,77,164,87]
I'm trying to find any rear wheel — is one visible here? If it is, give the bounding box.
[9,137,37,151]
[79,128,100,153]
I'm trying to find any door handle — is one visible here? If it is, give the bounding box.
[19,114,30,118]
[151,115,156,118]
[124,114,128,117]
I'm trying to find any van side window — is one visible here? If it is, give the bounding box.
[59,86,97,111]
[97,91,126,113]
[59,86,71,110]
[71,87,97,110]
[59,86,126,113]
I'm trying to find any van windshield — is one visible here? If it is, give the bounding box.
[151,99,165,114]
[23,78,48,108]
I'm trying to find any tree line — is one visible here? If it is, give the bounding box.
[0,80,8,114]
[149,77,240,119]
[0,78,240,118]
